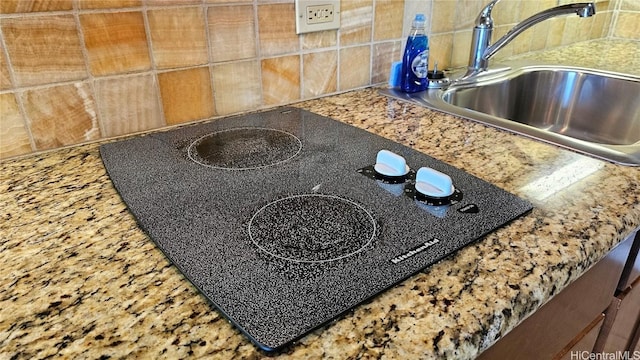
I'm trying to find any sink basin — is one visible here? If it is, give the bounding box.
[381,63,640,166]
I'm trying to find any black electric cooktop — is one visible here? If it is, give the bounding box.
[100,107,532,351]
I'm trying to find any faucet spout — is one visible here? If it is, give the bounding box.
[463,2,595,79]
[484,3,595,60]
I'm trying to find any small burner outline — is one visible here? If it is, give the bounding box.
[187,127,303,170]
[247,194,377,263]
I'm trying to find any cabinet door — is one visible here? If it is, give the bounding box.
[603,277,640,352]
[559,314,605,360]
[618,231,640,291]
[477,236,631,360]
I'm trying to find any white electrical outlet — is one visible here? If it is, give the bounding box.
[295,0,340,34]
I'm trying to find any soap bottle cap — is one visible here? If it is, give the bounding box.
[413,14,426,28]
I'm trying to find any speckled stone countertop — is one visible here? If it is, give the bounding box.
[1,39,639,359]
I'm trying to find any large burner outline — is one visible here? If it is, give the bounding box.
[187,127,302,170]
[247,194,377,263]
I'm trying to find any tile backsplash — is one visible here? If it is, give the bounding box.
[0,0,637,160]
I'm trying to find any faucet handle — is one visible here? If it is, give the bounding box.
[475,0,501,28]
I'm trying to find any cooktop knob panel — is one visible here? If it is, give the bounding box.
[415,167,454,198]
[374,150,409,177]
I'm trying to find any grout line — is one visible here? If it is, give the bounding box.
[0,26,37,153]
[296,3,305,101]
[252,0,265,107]
[142,7,157,72]
[0,58,287,96]
[203,4,215,67]
[203,3,218,115]
[140,3,167,127]
[336,4,342,92]
[299,51,304,101]
[73,7,106,142]
[369,0,376,86]
[0,4,215,20]
[608,0,621,39]
[0,28,18,94]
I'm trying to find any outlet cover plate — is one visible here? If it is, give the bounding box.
[295,0,340,34]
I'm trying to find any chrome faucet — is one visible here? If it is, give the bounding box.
[463,0,596,79]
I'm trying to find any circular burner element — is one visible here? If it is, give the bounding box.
[248,194,376,263]
[187,127,302,170]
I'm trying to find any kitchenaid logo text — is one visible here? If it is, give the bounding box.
[390,238,440,264]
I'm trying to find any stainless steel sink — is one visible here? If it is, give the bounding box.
[381,62,640,166]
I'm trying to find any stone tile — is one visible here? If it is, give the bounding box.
[1,15,87,87]
[339,45,370,90]
[430,0,457,34]
[614,12,640,40]
[492,0,521,26]
[302,30,336,50]
[562,15,592,46]
[371,41,402,84]
[207,0,252,3]
[340,0,372,46]
[261,55,300,106]
[0,41,12,91]
[95,74,163,137]
[22,83,101,151]
[208,5,256,63]
[80,11,150,76]
[373,0,404,41]
[621,0,640,11]
[491,25,514,60]
[211,60,262,115]
[451,30,472,68]
[511,28,533,55]
[453,0,484,31]
[77,0,141,9]
[531,23,550,51]
[158,67,215,125]
[589,11,609,40]
[596,0,614,11]
[0,0,73,13]
[402,0,431,35]
[303,50,337,98]
[146,0,200,5]
[546,17,566,49]
[148,7,208,69]
[258,3,299,57]
[256,0,291,3]
[0,93,32,159]
[520,0,555,18]
[428,33,453,70]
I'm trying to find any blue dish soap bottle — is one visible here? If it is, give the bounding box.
[400,14,429,93]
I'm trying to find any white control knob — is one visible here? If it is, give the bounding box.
[415,167,454,198]
[374,150,409,177]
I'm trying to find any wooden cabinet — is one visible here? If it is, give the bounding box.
[599,281,640,352]
[594,231,640,352]
[559,314,605,359]
[478,230,639,359]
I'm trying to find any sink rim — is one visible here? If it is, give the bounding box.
[380,62,640,166]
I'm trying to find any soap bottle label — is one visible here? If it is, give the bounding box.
[411,50,428,78]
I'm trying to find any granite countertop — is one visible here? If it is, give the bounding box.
[1,39,639,359]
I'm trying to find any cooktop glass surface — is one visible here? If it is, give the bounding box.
[100,107,532,351]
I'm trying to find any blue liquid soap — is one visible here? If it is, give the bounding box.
[400,14,429,93]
